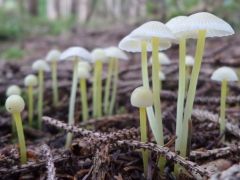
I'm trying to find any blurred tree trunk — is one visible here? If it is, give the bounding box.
[47,0,57,20]
[77,0,89,23]
[59,0,72,18]
[29,0,38,16]
[38,0,46,18]
[0,0,3,6]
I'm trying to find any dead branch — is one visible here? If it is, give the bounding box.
[210,164,240,180]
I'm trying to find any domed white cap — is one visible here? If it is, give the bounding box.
[6,85,21,96]
[78,67,90,79]
[188,12,235,38]
[60,47,91,61]
[185,55,194,66]
[91,48,107,63]
[78,61,92,71]
[211,67,238,82]
[105,47,129,60]
[159,71,166,80]
[24,74,38,87]
[5,95,25,113]
[149,52,171,65]
[32,59,50,72]
[130,86,153,108]
[45,49,61,62]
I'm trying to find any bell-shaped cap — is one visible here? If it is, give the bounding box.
[46,49,61,62]
[5,95,25,113]
[6,85,21,97]
[185,55,194,66]
[78,61,92,71]
[105,47,129,60]
[188,12,235,38]
[32,59,50,72]
[131,86,153,108]
[24,74,38,87]
[149,52,171,65]
[60,47,91,61]
[159,71,166,80]
[91,48,107,63]
[78,67,90,79]
[211,67,238,82]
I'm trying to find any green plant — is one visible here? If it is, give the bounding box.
[1,47,25,60]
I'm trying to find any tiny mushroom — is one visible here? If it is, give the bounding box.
[211,67,238,141]
[159,71,166,81]
[6,85,21,97]
[149,52,171,65]
[185,55,195,93]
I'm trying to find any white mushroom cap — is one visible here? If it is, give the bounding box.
[24,74,38,87]
[188,12,235,38]
[78,61,92,71]
[91,48,107,63]
[149,52,171,65]
[5,95,25,113]
[118,36,150,52]
[185,55,195,66]
[45,49,61,62]
[32,59,50,72]
[105,47,129,60]
[60,47,91,61]
[78,67,90,79]
[130,86,153,108]
[211,67,238,82]
[6,85,21,96]
[159,71,166,80]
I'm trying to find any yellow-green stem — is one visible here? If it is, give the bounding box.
[51,61,59,107]
[28,85,33,126]
[181,30,206,157]
[13,113,27,164]
[93,61,102,117]
[80,78,89,121]
[37,70,44,129]
[139,107,148,176]
[65,58,79,148]
[220,80,227,142]
[97,61,103,117]
[185,66,192,95]
[109,58,118,115]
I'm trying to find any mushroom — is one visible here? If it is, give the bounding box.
[131,86,153,176]
[60,46,91,148]
[6,85,21,97]
[24,74,38,126]
[5,95,27,164]
[159,71,166,81]
[104,47,128,115]
[91,48,107,117]
[45,49,61,107]
[211,67,238,141]
[32,59,50,129]
[185,55,194,93]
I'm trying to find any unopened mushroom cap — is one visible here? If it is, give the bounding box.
[185,55,194,66]
[78,67,90,79]
[188,12,235,38]
[105,47,129,60]
[60,47,91,61]
[32,59,50,72]
[91,48,107,63]
[46,49,61,62]
[24,74,38,87]
[130,86,153,108]
[6,85,21,97]
[211,67,238,82]
[78,61,92,71]
[149,52,171,65]
[159,71,166,80]
[5,95,25,113]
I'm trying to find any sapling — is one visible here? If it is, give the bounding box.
[32,60,50,129]
[211,67,238,142]
[24,74,38,126]
[131,86,153,176]
[5,95,27,164]
[45,49,61,107]
[6,85,21,97]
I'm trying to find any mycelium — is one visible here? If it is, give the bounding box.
[211,67,238,142]
[131,86,153,176]
[32,59,50,129]
[91,48,107,118]
[45,49,61,107]
[104,46,128,115]
[60,46,91,148]
[5,95,27,164]
[24,74,38,126]
[6,85,21,97]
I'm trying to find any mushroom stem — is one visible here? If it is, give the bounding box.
[139,107,148,176]
[93,61,102,117]
[51,60,59,107]
[37,69,44,129]
[220,80,227,142]
[185,66,192,94]
[65,58,79,148]
[27,85,33,126]
[80,78,89,121]
[181,30,206,157]
[109,58,118,115]
[97,61,103,117]
[104,58,114,115]
[13,112,27,164]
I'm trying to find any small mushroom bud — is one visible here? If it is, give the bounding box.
[6,85,21,97]
[24,74,38,87]
[5,95,25,113]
